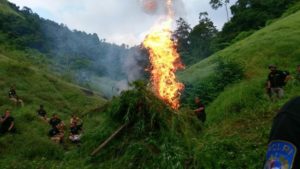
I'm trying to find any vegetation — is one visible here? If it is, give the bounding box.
[0,0,300,168]
[174,13,218,65]
[179,7,300,168]
[0,45,107,168]
[0,0,148,94]
[181,59,244,106]
[175,0,299,65]
[214,0,299,49]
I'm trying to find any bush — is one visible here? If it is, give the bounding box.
[181,58,244,107]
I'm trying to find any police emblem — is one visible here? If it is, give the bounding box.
[264,140,297,169]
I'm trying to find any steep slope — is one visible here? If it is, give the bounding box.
[1,1,300,169]
[65,8,300,169]
[179,7,300,168]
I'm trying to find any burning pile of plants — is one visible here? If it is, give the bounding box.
[87,81,202,168]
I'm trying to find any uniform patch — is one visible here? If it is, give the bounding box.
[264,140,297,169]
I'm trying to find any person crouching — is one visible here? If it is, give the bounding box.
[69,121,82,144]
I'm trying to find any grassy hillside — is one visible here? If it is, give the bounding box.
[0,1,300,169]
[0,45,108,168]
[178,7,300,168]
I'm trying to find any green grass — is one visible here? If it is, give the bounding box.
[0,46,108,168]
[178,9,300,169]
[0,1,300,169]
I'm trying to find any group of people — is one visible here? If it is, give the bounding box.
[0,86,19,135]
[1,86,84,145]
[37,105,83,144]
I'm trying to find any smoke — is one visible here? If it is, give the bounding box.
[139,0,186,18]
[91,0,186,99]
[173,0,187,19]
[92,45,149,98]
[140,0,159,15]
[38,0,187,99]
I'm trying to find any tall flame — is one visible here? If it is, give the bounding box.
[143,0,184,109]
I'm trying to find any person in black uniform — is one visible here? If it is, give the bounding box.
[37,105,47,121]
[267,65,290,100]
[49,114,61,128]
[264,96,300,169]
[48,114,65,143]
[0,110,16,135]
[194,97,206,123]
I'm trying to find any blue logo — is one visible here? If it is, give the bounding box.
[264,140,297,169]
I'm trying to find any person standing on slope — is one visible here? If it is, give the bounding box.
[267,65,290,101]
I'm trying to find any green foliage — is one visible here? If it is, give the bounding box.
[182,59,244,106]
[174,13,218,65]
[210,0,230,10]
[214,0,298,49]
[0,1,299,168]
[179,6,300,168]
[174,18,191,57]
[282,1,300,17]
[189,12,218,62]
[0,43,106,168]
[0,1,149,93]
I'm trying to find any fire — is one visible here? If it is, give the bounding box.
[143,0,184,109]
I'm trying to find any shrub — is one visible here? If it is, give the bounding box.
[181,58,244,107]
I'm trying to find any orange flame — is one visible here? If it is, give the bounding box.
[143,0,184,109]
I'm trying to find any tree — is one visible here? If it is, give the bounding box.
[213,0,297,50]
[173,17,192,65]
[173,18,191,53]
[189,12,218,61]
[210,0,230,21]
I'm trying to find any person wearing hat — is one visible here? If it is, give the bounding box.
[267,65,290,100]
[263,96,300,169]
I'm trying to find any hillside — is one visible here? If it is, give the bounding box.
[0,0,148,97]
[178,6,300,168]
[0,1,300,169]
[0,45,108,168]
